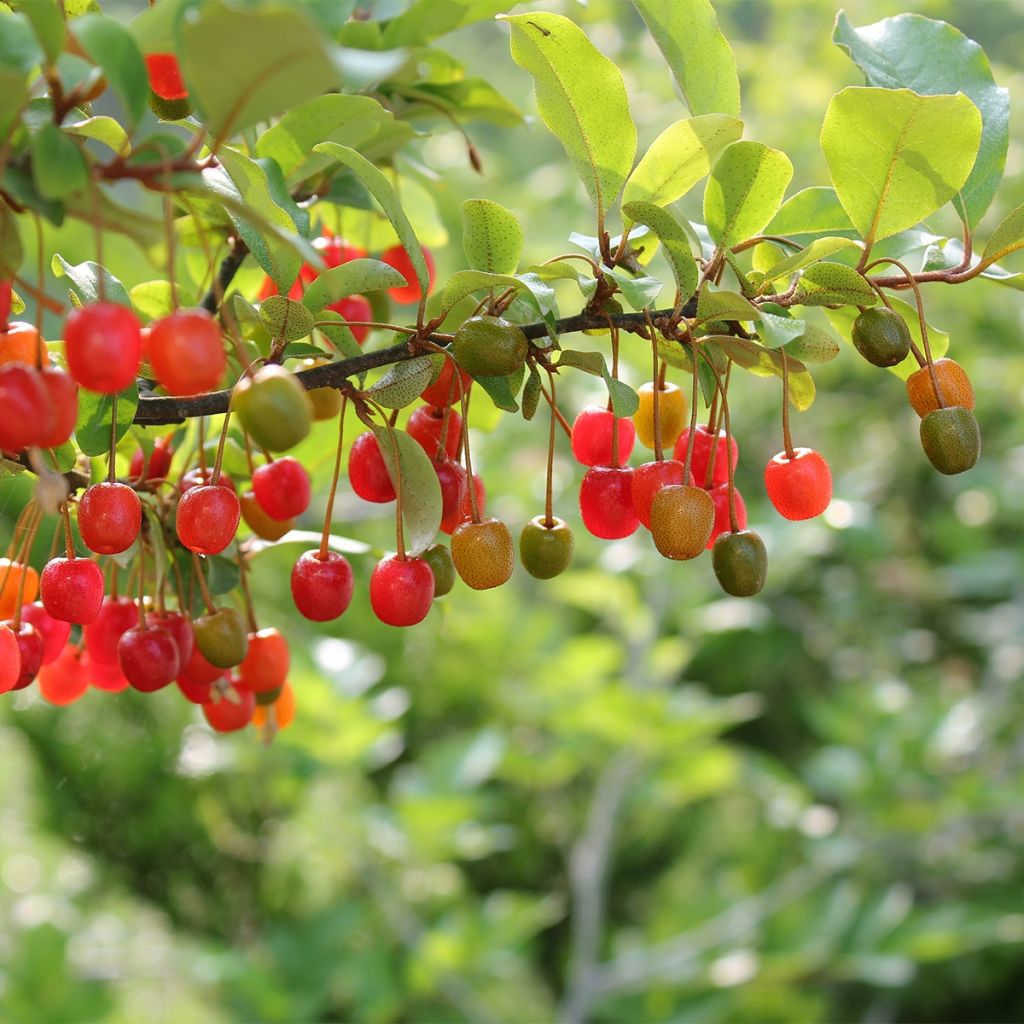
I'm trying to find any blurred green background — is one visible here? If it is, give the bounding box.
[3,1,1024,1021]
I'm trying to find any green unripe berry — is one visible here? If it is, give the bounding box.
[919,406,980,475]
[452,315,528,379]
[712,530,768,597]
[851,307,912,368]
[519,515,574,579]
[193,607,249,669]
[148,92,192,121]
[234,364,313,453]
[422,543,456,598]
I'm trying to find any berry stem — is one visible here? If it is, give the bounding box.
[319,396,348,561]
[538,374,573,440]
[107,392,118,485]
[780,348,795,459]
[191,550,217,614]
[706,358,740,534]
[136,544,146,629]
[544,366,558,528]
[88,175,107,304]
[10,504,41,632]
[644,310,664,463]
[237,548,258,634]
[32,211,45,357]
[61,503,75,560]
[197,417,208,474]
[609,321,621,469]
[366,397,408,559]
[680,329,701,484]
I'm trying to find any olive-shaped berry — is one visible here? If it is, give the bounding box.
[712,530,768,597]
[851,307,912,368]
[919,406,980,475]
[452,316,528,378]
[519,515,574,579]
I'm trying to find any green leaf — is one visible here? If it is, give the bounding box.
[704,141,793,248]
[372,425,442,556]
[605,376,639,418]
[376,0,516,48]
[710,335,816,410]
[254,94,392,181]
[129,280,174,321]
[64,115,131,156]
[632,0,740,118]
[757,310,806,349]
[521,365,541,421]
[695,289,760,324]
[259,296,314,342]
[462,200,523,276]
[74,383,139,457]
[793,262,877,307]
[18,0,64,65]
[820,87,982,246]
[981,202,1024,267]
[313,142,430,302]
[404,78,524,128]
[73,14,149,129]
[301,258,406,314]
[765,187,856,239]
[30,124,88,200]
[475,368,524,413]
[441,270,540,320]
[0,201,23,277]
[621,201,698,308]
[500,12,636,226]
[760,237,862,284]
[366,357,434,410]
[788,322,841,364]
[833,11,1008,228]
[51,254,131,307]
[622,114,743,210]
[179,1,338,141]
[0,10,42,120]
[315,309,365,384]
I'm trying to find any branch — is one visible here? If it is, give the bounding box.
[201,237,249,315]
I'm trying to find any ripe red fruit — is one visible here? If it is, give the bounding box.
[38,644,90,705]
[0,363,53,452]
[7,620,45,689]
[83,596,138,665]
[381,244,435,305]
[435,459,468,524]
[118,624,180,692]
[202,683,256,732]
[36,368,78,448]
[147,610,194,668]
[579,466,639,539]
[238,628,289,693]
[77,482,142,555]
[145,52,187,100]
[178,643,224,688]
[631,459,691,530]
[327,295,373,345]
[147,309,226,396]
[571,406,636,467]
[0,623,20,693]
[176,484,241,554]
[674,425,738,487]
[252,457,311,521]
[764,447,833,521]
[348,432,396,503]
[441,472,484,534]
[84,651,129,692]
[179,467,236,494]
[40,557,105,624]
[131,435,174,485]
[20,602,71,664]
[315,236,367,267]
[177,669,225,705]
[421,359,472,408]
[290,550,354,622]
[706,483,747,550]
[406,405,461,461]
[64,302,142,394]
[369,553,434,627]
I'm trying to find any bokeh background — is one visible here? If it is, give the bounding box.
[2,1,1024,1020]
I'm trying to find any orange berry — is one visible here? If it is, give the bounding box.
[905,358,974,418]
[252,680,295,731]
[0,560,39,619]
[0,322,48,367]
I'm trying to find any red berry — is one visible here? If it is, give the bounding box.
[144,52,187,100]
[441,472,484,534]
[381,244,435,305]
[176,484,240,554]
[38,644,90,705]
[0,364,54,452]
[406,405,461,461]
[202,683,255,732]
[290,550,354,622]
[117,624,180,692]
[421,359,472,408]
[131,435,174,485]
[147,309,226,396]
[315,236,367,267]
[0,622,20,693]
[348,432,396,503]
[78,482,142,555]
[64,302,142,394]
[764,447,832,521]
[579,466,639,539]
[177,669,225,705]
[83,595,138,665]
[327,295,372,345]
[706,482,747,550]
[40,557,105,624]
[84,651,129,692]
[571,406,635,467]
[238,628,289,693]
[36,367,78,448]
[178,642,224,688]
[7,620,44,689]
[179,467,236,494]
[369,554,434,627]
[631,459,691,530]
[674,425,738,487]
[147,610,194,668]
[20,602,71,664]
[435,458,468,524]
[252,457,311,521]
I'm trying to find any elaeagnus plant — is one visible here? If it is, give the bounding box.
[0,0,1019,733]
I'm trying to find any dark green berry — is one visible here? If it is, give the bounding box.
[919,406,980,475]
[452,315,528,378]
[851,307,912,368]
[712,530,768,597]
[519,515,574,579]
